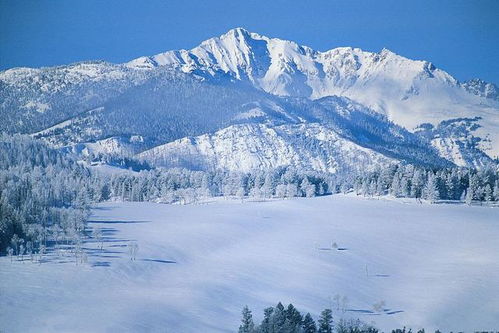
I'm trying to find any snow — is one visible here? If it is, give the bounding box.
[31,107,105,138]
[431,137,467,167]
[1,195,498,332]
[138,123,394,172]
[124,28,499,157]
[23,101,51,113]
[232,107,267,120]
[3,29,498,166]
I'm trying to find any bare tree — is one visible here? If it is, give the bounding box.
[372,300,386,313]
[333,294,341,311]
[92,227,103,251]
[128,242,139,261]
[26,241,33,262]
[39,244,46,264]
[341,296,349,313]
[19,244,25,263]
[7,247,13,263]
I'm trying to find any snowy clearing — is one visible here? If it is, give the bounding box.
[1,195,498,332]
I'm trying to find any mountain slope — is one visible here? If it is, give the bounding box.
[0,61,153,134]
[138,123,396,173]
[415,117,494,168]
[126,28,499,157]
[2,28,498,170]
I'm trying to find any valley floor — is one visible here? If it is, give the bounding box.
[1,195,498,332]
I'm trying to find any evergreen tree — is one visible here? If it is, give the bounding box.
[238,305,255,333]
[483,184,493,202]
[302,313,317,333]
[411,169,425,199]
[286,183,299,197]
[272,302,287,332]
[468,174,480,199]
[317,308,333,333]
[445,173,458,200]
[301,177,316,197]
[390,174,401,197]
[422,172,439,203]
[465,186,474,205]
[284,303,303,332]
[494,180,499,201]
[259,307,274,333]
[336,319,379,333]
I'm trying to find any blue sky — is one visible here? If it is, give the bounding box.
[1,0,498,83]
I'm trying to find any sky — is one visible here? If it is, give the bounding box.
[1,0,498,84]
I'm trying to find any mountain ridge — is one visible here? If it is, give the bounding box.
[2,28,498,171]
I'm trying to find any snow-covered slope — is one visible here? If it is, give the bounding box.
[415,117,494,168]
[63,135,147,158]
[135,93,452,172]
[138,123,395,173]
[127,28,499,157]
[2,28,498,168]
[2,197,498,332]
[0,61,155,134]
[462,79,499,101]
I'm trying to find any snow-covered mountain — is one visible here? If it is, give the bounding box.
[462,79,499,101]
[415,117,494,169]
[2,28,498,171]
[127,28,499,157]
[138,123,396,173]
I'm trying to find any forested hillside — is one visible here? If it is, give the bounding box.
[0,134,101,253]
[1,134,498,254]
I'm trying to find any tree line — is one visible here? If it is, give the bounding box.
[0,134,95,254]
[1,134,498,254]
[237,302,373,333]
[103,163,499,205]
[237,303,497,333]
[332,164,499,204]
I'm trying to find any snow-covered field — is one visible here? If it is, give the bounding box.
[1,195,498,332]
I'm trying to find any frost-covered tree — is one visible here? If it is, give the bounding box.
[494,180,499,201]
[390,174,401,197]
[483,184,493,202]
[19,243,25,262]
[372,300,386,313]
[128,242,139,260]
[259,307,274,333]
[92,227,103,251]
[39,244,46,264]
[284,303,303,332]
[0,134,94,254]
[465,187,474,205]
[7,247,13,262]
[302,313,317,333]
[422,172,439,203]
[301,177,316,198]
[272,302,287,331]
[317,308,333,333]
[336,319,379,333]
[238,306,255,333]
[240,303,378,333]
[26,241,33,262]
[286,183,299,198]
[10,234,20,255]
[411,169,426,199]
[275,184,287,199]
[341,296,349,313]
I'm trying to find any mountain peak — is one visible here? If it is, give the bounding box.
[462,78,499,101]
[2,28,498,168]
[222,27,252,38]
[202,27,261,48]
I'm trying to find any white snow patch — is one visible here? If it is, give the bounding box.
[1,196,498,332]
[23,101,51,113]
